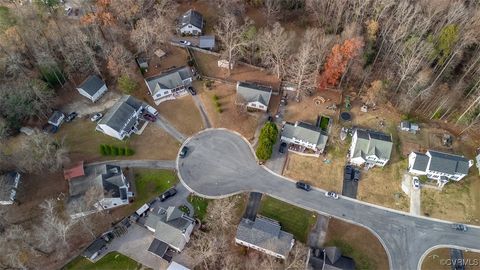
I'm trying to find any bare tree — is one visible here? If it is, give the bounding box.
[258,22,294,79]
[264,0,281,24]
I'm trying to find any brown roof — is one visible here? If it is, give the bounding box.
[64,161,85,180]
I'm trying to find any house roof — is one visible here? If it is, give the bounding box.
[282,121,328,150]
[145,66,193,95]
[476,154,480,171]
[98,95,144,133]
[199,35,215,49]
[78,75,105,96]
[309,247,355,270]
[351,129,393,160]
[236,216,293,258]
[48,110,64,125]
[0,172,20,203]
[148,238,169,257]
[236,81,272,107]
[64,161,85,180]
[411,152,429,171]
[68,164,126,200]
[180,9,203,29]
[167,262,190,270]
[83,238,106,258]
[427,150,470,175]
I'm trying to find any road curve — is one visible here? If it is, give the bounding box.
[176,129,480,270]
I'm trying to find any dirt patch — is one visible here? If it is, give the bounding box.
[197,81,260,140]
[284,90,341,124]
[143,46,190,79]
[156,95,204,136]
[325,218,389,270]
[60,91,122,118]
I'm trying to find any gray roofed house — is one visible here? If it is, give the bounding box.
[145,206,195,252]
[308,247,355,270]
[0,172,21,205]
[199,35,215,50]
[281,121,328,153]
[408,150,473,187]
[235,216,294,259]
[145,66,193,104]
[236,81,273,112]
[349,129,393,167]
[96,95,148,140]
[48,110,65,127]
[76,75,108,102]
[82,238,107,261]
[178,9,204,35]
[400,121,420,134]
[148,238,169,258]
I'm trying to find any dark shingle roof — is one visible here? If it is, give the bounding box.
[83,238,106,258]
[236,81,272,107]
[180,9,203,29]
[145,66,193,95]
[199,35,215,49]
[148,239,169,257]
[78,75,105,96]
[351,129,393,160]
[48,110,64,126]
[0,172,20,203]
[412,152,429,171]
[282,122,328,150]
[98,95,143,133]
[428,150,470,175]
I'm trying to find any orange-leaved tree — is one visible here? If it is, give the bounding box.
[318,37,364,90]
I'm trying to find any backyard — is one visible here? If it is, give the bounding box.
[188,195,210,221]
[156,95,204,136]
[258,196,317,243]
[63,251,145,270]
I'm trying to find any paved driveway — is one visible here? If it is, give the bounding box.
[192,95,211,128]
[176,129,480,270]
[154,115,186,142]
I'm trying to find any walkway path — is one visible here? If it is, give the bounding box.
[192,95,212,128]
[154,115,186,142]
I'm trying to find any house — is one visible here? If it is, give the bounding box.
[400,121,420,134]
[144,66,193,105]
[67,163,133,214]
[82,238,107,262]
[308,247,355,270]
[167,262,190,270]
[136,57,148,69]
[178,9,204,35]
[281,121,328,154]
[76,75,108,102]
[235,216,294,260]
[145,206,195,254]
[349,129,393,167]
[48,110,65,127]
[96,95,157,140]
[0,172,21,205]
[236,81,272,112]
[199,35,215,50]
[476,151,480,175]
[408,150,473,187]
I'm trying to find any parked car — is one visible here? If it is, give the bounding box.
[452,223,468,231]
[353,169,361,182]
[325,191,339,199]
[65,112,78,122]
[179,146,189,158]
[296,181,311,191]
[160,188,177,202]
[268,115,273,122]
[279,142,287,153]
[412,177,420,190]
[91,112,103,122]
[188,86,197,96]
[143,113,157,122]
[179,40,191,46]
[344,165,353,180]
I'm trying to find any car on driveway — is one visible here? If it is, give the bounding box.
[296,181,311,191]
[279,142,287,153]
[344,165,353,180]
[325,191,339,199]
[412,177,420,190]
[353,169,361,182]
[188,86,197,95]
[179,40,191,46]
[160,188,177,202]
[143,113,157,122]
[91,113,103,122]
[65,112,78,122]
[452,223,468,231]
[179,146,189,158]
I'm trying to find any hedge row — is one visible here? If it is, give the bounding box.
[100,144,135,156]
[213,95,222,113]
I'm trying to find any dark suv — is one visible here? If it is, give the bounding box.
[296,181,311,191]
[353,169,361,182]
[344,165,353,180]
[179,146,189,158]
[160,188,177,202]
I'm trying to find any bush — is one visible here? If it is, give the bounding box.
[119,147,126,156]
[111,146,119,156]
[118,74,138,94]
[126,148,135,156]
[205,80,213,88]
[216,107,223,113]
[213,94,219,101]
[255,122,278,160]
[104,145,112,155]
[256,138,273,160]
[100,144,107,156]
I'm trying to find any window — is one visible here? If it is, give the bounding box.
[188,25,192,28]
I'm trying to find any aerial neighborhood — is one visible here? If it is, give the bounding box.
[0,1,480,270]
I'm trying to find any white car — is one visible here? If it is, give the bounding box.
[412,177,420,190]
[325,191,339,199]
[179,40,191,46]
[90,113,103,122]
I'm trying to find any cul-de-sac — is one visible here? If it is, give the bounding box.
[1,0,480,269]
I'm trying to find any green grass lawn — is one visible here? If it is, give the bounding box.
[258,196,317,243]
[320,116,330,131]
[63,252,144,270]
[188,195,209,221]
[132,169,178,208]
[325,239,374,270]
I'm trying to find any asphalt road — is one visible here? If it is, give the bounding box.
[176,129,480,270]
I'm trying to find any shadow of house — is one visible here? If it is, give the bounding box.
[308,246,355,270]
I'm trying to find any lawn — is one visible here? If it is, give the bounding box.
[421,248,480,270]
[325,218,389,270]
[132,169,178,209]
[258,196,316,243]
[156,95,204,136]
[64,252,144,270]
[188,195,209,221]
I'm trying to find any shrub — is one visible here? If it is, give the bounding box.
[119,147,126,156]
[216,107,223,113]
[256,138,273,160]
[100,144,107,156]
[118,74,138,94]
[205,80,213,88]
[104,145,112,155]
[213,95,219,101]
[256,122,278,160]
[111,146,119,156]
[126,148,135,156]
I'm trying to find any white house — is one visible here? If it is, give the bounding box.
[96,95,156,140]
[178,9,204,35]
[48,110,65,127]
[0,172,21,205]
[281,121,328,154]
[76,75,108,102]
[144,66,193,105]
[236,81,272,112]
[349,129,393,167]
[145,206,195,256]
[235,216,294,260]
[400,121,420,134]
[408,150,473,187]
